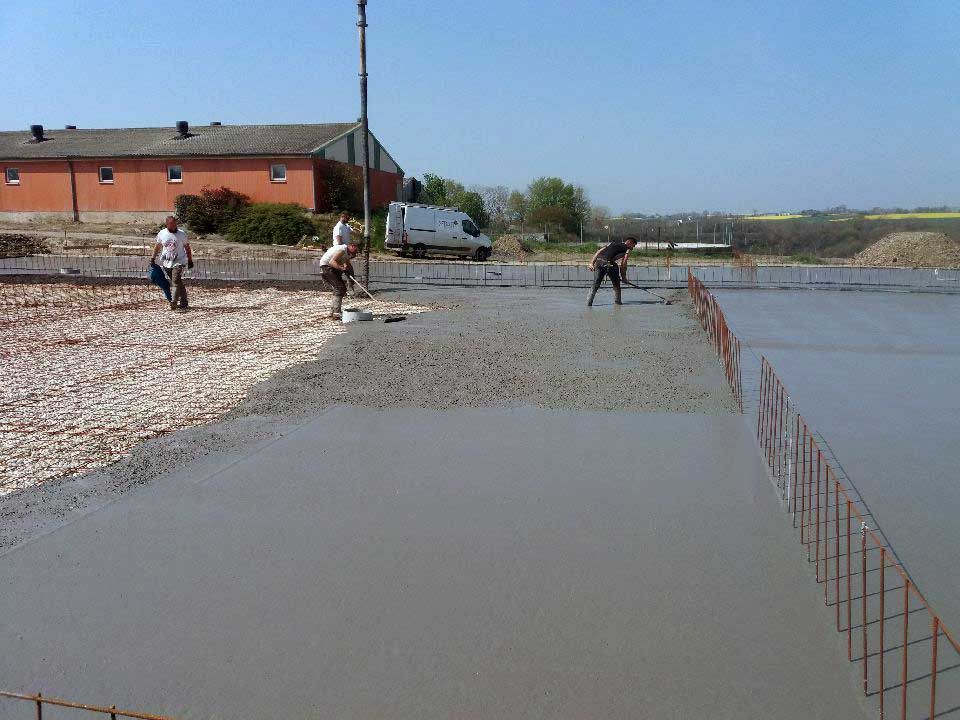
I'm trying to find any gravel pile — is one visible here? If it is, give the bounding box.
[854,232,960,267]
[491,234,527,261]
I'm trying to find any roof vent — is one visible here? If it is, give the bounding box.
[176,120,191,138]
[30,124,45,142]
[65,125,77,130]
[210,121,222,126]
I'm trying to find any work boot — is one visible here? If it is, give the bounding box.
[587,290,597,307]
[614,287,622,305]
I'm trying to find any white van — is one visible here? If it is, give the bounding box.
[385,202,492,261]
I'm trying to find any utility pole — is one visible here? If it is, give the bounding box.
[357,0,372,286]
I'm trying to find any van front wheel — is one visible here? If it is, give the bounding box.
[474,247,490,262]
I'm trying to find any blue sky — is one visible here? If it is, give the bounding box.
[2,1,957,213]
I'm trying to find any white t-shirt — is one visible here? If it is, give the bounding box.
[156,228,189,268]
[332,220,351,246]
[319,244,350,268]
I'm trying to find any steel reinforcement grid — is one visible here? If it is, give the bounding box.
[5,249,960,292]
[0,691,174,720]
[686,267,743,412]
[757,348,960,719]
[688,269,960,718]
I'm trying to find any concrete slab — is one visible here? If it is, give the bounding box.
[0,406,867,719]
[716,289,960,624]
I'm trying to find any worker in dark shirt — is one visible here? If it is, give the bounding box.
[587,236,638,307]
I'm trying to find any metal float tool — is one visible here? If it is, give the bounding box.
[620,278,672,304]
[348,275,376,300]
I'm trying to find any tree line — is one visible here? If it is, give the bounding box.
[415,174,593,236]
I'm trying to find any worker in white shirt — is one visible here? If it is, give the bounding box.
[152,215,193,311]
[332,212,352,246]
[318,243,359,319]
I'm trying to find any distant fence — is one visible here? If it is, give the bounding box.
[3,252,959,292]
[687,268,743,411]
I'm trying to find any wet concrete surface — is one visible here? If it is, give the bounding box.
[715,289,960,625]
[0,287,870,718]
[0,406,867,719]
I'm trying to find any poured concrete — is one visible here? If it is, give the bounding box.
[0,288,870,718]
[716,289,960,624]
[0,406,867,719]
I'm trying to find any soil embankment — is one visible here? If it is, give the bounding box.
[854,231,960,267]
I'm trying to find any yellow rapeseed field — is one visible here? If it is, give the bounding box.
[863,212,960,220]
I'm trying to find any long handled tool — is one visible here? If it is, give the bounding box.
[348,275,376,301]
[621,277,672,304]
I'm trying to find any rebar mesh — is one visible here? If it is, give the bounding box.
[0,280,421,494]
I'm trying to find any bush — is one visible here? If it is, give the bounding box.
[226,203,316,245]
[318,163,362,215]
[176,186,251,234]
[174,194,200,226]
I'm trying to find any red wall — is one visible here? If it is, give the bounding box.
[1,157,402,214]
[0,161,74,212]
[71,157,315,211]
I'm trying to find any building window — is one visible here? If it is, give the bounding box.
[347,133,356,164]
[270,164,287,182]
[374,142,381,171]
[167,165,183,183]
[99,167,114,184]
[4,168,19,185]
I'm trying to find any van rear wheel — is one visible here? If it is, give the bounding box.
[412,244,427,259]
[474,247,490,262]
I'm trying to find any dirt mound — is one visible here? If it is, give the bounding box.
[855,232,960,267]
[492,234,527,261]
[0,234,49,257]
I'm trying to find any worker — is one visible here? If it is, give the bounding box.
[587,236,638,307]
[152,215,193,311]
[319,242,359,319]
[332,212,352,246]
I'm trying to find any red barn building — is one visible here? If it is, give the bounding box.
[0,122,403,223]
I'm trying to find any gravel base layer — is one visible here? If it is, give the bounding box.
[1,286,734,553]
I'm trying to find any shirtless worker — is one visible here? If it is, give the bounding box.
[318,242,359,319]
[587,236,638,307]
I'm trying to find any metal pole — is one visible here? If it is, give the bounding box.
[357,0,372,286]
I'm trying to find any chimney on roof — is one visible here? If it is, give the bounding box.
[210,121,222,126]
[176,120,190,137]
[65,125,77,130]
[30,124,45,142]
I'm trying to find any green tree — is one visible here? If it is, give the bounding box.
[450,189,488,227]
[420,173,449,205]
[420,173,489,227]
[507,191,528,227]
[526,177,590,234]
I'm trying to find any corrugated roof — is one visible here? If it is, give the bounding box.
[0,123,361,159]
